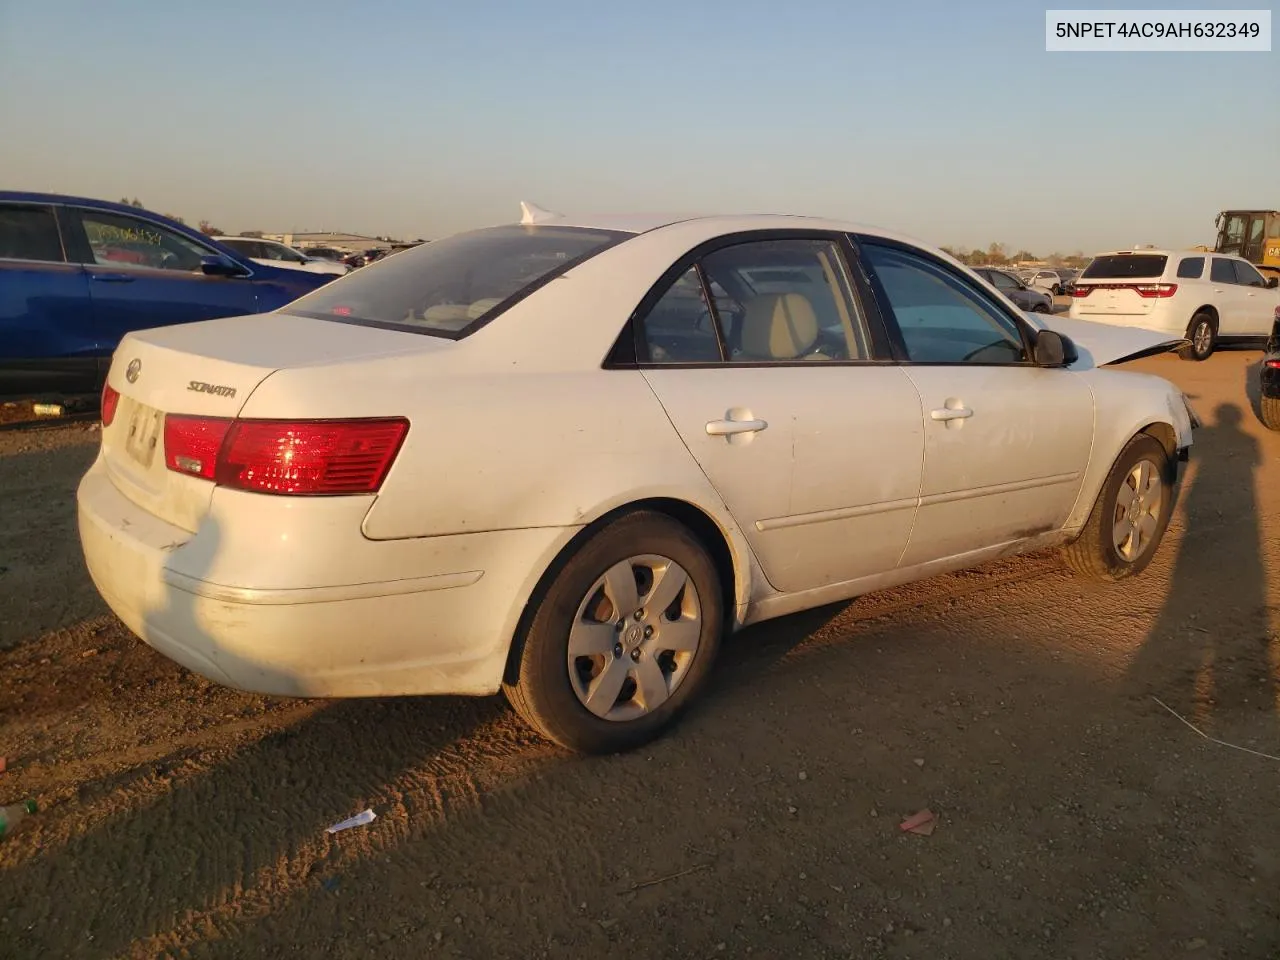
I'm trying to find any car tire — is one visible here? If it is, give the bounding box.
[1051,285,1061,297]
[1179,311,1216,361]
[1060,434,1175,582]
[1260,395,1280,432]
[503,511,724,754]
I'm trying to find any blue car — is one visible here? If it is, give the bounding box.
[0,192,336,398]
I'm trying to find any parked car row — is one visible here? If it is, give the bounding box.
[0,193,337,397]
[76,202,1199,754]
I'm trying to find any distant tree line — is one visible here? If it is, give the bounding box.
[939,242,1090,269]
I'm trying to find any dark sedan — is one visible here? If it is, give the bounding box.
[0,192,337,398]
[972,267,1053,313]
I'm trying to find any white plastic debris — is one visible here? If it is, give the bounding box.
[326,809,377,834]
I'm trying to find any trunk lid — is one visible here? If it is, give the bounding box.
[101,312,442,533]
[1071,252,1169,318]
[1070,282,1158,318]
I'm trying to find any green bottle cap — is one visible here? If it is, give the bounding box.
[23,800,37,814]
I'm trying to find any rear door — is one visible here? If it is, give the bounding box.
[858,238,1094,565]
[0,202,97,395]
[636,234,925,594]
[62,206,259,352]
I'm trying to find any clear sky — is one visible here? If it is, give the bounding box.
[1,0,1275,254]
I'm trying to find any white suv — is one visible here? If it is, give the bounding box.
[1068,248,1280,360]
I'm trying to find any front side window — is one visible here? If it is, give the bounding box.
[1176,257,1204,279]
[0,205,64,262]
[1210,258,1237,284]
[862,242,1026,364]
[77,210,211,272]
[1234,259,1267,287]
[286,224,627,336]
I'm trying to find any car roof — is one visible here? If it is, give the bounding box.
[0,190,167,216]
[510,203,949,255]
[1089,248,1217,258]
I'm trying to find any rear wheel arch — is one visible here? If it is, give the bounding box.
[502,498,742,686]
[1191,304,1218,325]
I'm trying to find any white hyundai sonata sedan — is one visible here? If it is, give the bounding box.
[78,204,1197,753]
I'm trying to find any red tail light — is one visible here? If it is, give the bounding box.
[165,416,234,480]
[163,416,408,495]
[1070,286,1093,298]
[1133,283,1178,298]
[1265,359,1280,370]
[101,383,120,427]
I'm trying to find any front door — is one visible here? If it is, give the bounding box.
[635,236,925,594]
[1209,256,1248,335]
[1229,258,1280,336]
[858,239,1094,566]
[62,206,258,352]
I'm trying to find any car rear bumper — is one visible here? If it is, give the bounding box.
[77,455,577,698]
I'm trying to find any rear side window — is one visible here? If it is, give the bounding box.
[1080,254,1168,279]
[0,205,64,262]
[220,238,255,256]
[1176,257,1204,279]
[286,225,628,337]
[1210,258,1236,283]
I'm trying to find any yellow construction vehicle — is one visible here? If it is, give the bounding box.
[1214,210,1280,279]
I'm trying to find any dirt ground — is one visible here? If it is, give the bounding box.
[1,349,1278,960]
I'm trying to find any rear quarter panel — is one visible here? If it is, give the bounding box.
[237,357,762,608]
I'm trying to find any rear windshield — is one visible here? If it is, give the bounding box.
[284,225,629,337]
[1080,254,1168,280]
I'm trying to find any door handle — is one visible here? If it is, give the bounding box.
[706,418,768,436]
[91,273,136,283]
[930,406,973,422]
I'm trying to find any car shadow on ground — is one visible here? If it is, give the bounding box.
[1124,402,1275,725]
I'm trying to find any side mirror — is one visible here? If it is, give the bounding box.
[1033,329,1077,367]
[200,254,246,278]
[1266,276,1278,289]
